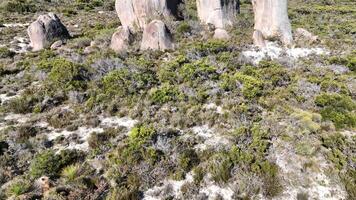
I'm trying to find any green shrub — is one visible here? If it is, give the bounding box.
[315,93,356,128]
[149,83,182,104]
[176,21,191,35]
[178,149,199,172]
[235,72,263,99]
[46,58,90,91]
[6,92,41,114]
[188,40,229,55]
[103,68,156,98]
[29,150,83,178]
[179,60,218,83]
[110,124,157,166]
[1,0,37,13]
[0,47,15,58]
[208,153,233,183]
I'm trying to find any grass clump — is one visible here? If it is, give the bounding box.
[61,164,81,182]
[5,179,31,197]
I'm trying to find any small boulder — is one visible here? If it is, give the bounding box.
[50,40,64,50]
[34,176,51,193]
[110,26,133,53]
[213,28,230,40]
[295,28,319,43]
[140,20,174,51]
[253,30,266,48]
[27,13,70,51]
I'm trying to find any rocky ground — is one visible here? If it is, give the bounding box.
[0,0,355,200]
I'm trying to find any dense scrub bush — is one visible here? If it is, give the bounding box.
[6,92,42,114]
[109,124,158,167]
[0,47,15,59]
[0,0,37,13]
[149,83,183,105]
[47,59,90,91]
[328,51,356,72]
[315,93,356,128]
[102,68,156,98]
[29,149,84,178]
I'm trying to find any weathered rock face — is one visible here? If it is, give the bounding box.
[213,28,231,40]
[196,0,238,29]
[115,0,180,31]
[140,20,174,51]
[27,13,70,51]
[253,30,266,48]
[252,0,293,46]
[110,26,133,53]
[295,28,319,44]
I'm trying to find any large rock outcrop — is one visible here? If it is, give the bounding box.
[140,20,174,51]
[196,0,239,29]
[115,0,181,31]
[27,13,70,51]
[252,0,293,46]
[110,26,133,53]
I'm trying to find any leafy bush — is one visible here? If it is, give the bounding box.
[315,93,356,128]
[208,153,233,183]
[0,47,15,59]
[179,60,218,83]
[29,150,84,178]
[235,72,263,99]
[149,83,182,104]
[0,0,37,13]
[38,58,91,93]
[103,68,156,98]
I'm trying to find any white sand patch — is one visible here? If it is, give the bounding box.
[340,130,356,138]
[144,172,235,200]
[144,172,194,200]
[200,184,234,200]
[242,42,329,64]
[272,139,347,200]
[0,93,18,105]
[48,116,138,151]
[2,23,29,28]
[4,113,30,124]
[0,123,7,132]
[9,36,30,53]
[191,125,231,151]
[203,103,225,114]
[192,125,213,138]
[100,116,138,130]
[49,127,104,152]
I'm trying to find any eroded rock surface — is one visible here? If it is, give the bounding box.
[252,0,293,46]
[196,0,238,29]
[140,20,174,51]
[115,0,180,31]
[27,13,70,51]
[110,26,133,53]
